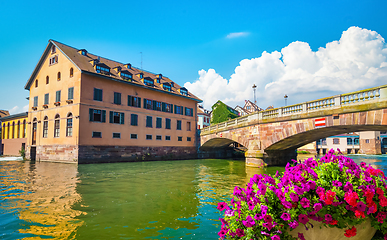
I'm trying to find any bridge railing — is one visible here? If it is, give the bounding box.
[201,84,387,134]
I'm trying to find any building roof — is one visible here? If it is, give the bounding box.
[235,105,249,114]
[243,100,263,112]
[25,40,202,103]
[197,105,210,116]
[0,112,28,121]
[0,110,9,118]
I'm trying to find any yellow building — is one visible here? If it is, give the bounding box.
[1,112,28,156]
[24,40,201,163]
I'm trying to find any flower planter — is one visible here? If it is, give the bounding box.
[287,219,376,240]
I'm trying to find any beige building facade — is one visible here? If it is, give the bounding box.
[25,40,201,163]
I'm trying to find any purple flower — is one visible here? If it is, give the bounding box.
[282,200,292,209]
[298,214,309,224]
[242,215,256,227]
[332,180,342,187]
[225,209,234,217]
[217,202,228,211]
[313,203,322,212]
[261,231,270,236]
[247,201,255,210]
[307,180,316,190]
[357,201,366,212]
[294,186,304,195]
[300,198,310,208]
[298,232,306,240]
[289,220,299,229]
[271,235,280,240]
[281,212,291,221]
[235,228,245,237]
[261,205,268,215]
[290,192,299,202]
[263,222,274,231]
[325,214,333,222]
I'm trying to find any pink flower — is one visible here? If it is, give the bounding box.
[217,202,228,211]
[235,228,245,237]
[300,198,310,208]
[264,214,273,223]
[313,203,322,212]
[281,212,291,221]
[271,235,280,240]
[298,214,309,224]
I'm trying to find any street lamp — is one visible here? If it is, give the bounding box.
[284,94,288,106]
[252,84,257,105]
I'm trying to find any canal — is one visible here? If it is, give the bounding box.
[1,155,387,239]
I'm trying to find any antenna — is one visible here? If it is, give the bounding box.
[252,84,257,105]
[140,52,143,71]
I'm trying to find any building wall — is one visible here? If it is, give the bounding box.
[26,47,81,161]
[2,138,27,156]
[1,114,28,156]
[78,74,197,147]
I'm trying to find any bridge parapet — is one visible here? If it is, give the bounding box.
[201,84,387,136]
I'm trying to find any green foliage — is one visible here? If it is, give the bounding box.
[211,101,238,124]
[297,150,311,154]
[19,147,26,160]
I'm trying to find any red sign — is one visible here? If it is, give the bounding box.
[315,117,326,128]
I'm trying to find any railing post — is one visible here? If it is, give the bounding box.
[380,86,387,100]
[334,95,341,106]
[278,107,282,117]
[302,103,307,112]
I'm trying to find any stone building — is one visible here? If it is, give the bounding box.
[24,40,201,163]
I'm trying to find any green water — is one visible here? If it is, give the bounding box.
[1,155,387,239]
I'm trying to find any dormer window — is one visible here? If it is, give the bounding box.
[95,64,110,74]
[125,63,131,69]
[143,77,154,86]
[162,83,171,92]
[157,78,161,83]
[120,72,132,81]
[78,49,88,56]
[139,73,143,79]
[179,87,188,96]
[157,74,162,79]
[170,82,174,88]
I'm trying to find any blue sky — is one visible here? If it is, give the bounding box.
[1,0,387,113]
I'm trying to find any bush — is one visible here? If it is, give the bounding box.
[217,149,387,239]
[19,147,26,160]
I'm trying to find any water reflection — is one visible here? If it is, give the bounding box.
[0,160,83,239]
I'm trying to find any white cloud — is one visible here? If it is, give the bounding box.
[226,32,250,39]
[8,106,19,114]
[186,27,387,110]
[22,105,29,112]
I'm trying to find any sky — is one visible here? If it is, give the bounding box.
[0,0,387,113]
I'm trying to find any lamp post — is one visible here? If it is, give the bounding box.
[284,94,288,106]
[252,84,257,105]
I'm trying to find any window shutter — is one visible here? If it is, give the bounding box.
[102,110,106,122]
[153,101,157,110]
[162,102,166,112]
[171,104,173,113]
[138,97,141,108]
[120,113,125,124]
[99,89,103,101]
[128,95,132,106]
[174,105,177,114]
[143,98,146,109]
[89,108,94,121]
[109,111,113,123]
[184,107,187,116]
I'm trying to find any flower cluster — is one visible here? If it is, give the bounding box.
[217,150,387,240]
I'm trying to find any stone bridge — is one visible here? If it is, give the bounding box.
[200,84,387,166]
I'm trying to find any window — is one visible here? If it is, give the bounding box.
[146,134,152,140]
[109,111,124,124]
[333,138,339,144]
[128,95,141,108]
[185,107,193,117]
[44,93,49,105]
[96,65,110,74]
[156,117,162,128]
[179,88,188,96]
[43,116,48,138]
[354,138,359,145]
[35,79,38,88]
[17,121,20,138]
[166,118,171,129]
[156,135,162,140]
[187,122,191,131]
[33,96,38,107]
[144,78,154,86]
[66,113,73,137]
[146,116,153,128]
[94,88,103,101]
[51,45,56,54]
[113,133,121,138]
[89,108,106,122]
[46,76,49,84]
[70,68,74,78]
[114,92,121,105]
[187,137,191,142]
[144,99,153,110]
[131,114,138,126]
[321,138,327,145]
[54,114,60,138]
[347,138,353,145]
[57,72,61,81]
[157,78,161,83]
[365,139,370,144]
[154,101,162,111]
[162,103,173,113]
[120,72,132,80]
[131,134,137,139]
[175,105,184,115]
[49,55,58,65]
[178,136,182,141]
[11,122,14,139]
[68,87,74,100]
[177,120,182,130]
[56,90,61,102]
[23,120,26,138]
[165,136,171,141]
[92,131,102,138]
[163,84,171,91]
